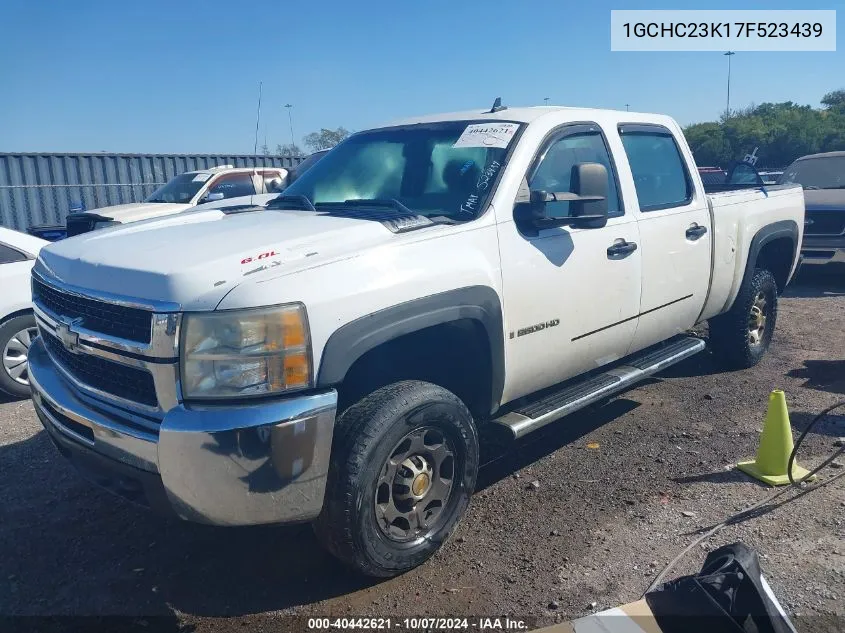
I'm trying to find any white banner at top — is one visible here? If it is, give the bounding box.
[610,10,836,52]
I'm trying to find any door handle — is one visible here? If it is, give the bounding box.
[607,240,638,258]
[686,224,708,240]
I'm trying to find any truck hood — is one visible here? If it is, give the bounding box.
[83,202,193,224]
[37,208,408,310]
[803,189,845,211]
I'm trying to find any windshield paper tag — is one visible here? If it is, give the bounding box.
[192,173,212,182]
[452,123,519,149]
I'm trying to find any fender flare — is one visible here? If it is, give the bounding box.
[316,286,505,413]
[742,219,799,291]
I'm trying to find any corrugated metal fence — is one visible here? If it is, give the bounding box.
[0,153,302,231]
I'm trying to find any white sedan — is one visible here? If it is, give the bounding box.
[0,227,47,398]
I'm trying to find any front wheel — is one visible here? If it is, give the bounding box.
[708,268,778,370]
[313,381,479,577]
[0,314,39,399]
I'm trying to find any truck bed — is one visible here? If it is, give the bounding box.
[699,184,804,322]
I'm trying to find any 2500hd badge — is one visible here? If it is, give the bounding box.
[515,318,561,338]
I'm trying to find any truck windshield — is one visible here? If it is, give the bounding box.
[779,156,845,190]
[280,120,521,220]
[145,173,208,203]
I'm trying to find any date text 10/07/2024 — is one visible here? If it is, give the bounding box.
[622,22,823,39]
[307,617,529,631]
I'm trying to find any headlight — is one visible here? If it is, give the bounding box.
[180,304,311,399]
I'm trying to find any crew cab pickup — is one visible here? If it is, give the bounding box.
[64,165,288,237]
[28,104,804,578]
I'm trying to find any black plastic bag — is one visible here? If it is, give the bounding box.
[645,542,797,633]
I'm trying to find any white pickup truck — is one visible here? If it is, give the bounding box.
[64,165,288,237]
[29,103,804,577]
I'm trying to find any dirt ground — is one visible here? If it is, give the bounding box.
[1,266,844,632]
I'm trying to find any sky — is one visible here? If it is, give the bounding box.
[0,0,841,154]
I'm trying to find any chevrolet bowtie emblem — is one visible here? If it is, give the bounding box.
[55,319,81,354]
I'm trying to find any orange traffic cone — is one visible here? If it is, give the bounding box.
[737,390,815,486]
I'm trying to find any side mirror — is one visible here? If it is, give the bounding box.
[517,162,610,232]
[267,178,284,192]
[203,192,225,203]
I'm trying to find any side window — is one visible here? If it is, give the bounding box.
[260,171,285,193]
[619,127,692,211]
[0,243,29,264]
[528,131,621,219]
[207,173,257,199]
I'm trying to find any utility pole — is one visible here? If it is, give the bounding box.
[543,97,550,106]
[253,82,263,156]
[284,104,295,149]
[625,103,630,111]
[724,51,735,118]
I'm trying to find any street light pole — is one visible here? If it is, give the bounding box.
[284,104,295,149]
[544,97,550,106]
[625,103,630,111]
[724,51,735,118]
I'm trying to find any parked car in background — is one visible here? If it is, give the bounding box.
[61,165,289,238]
[779,151,845,266]
[698,161,766,191]
[0,227,47,398]
[28,103,803,576]
[26,224,69,242]
[191,149,332,214]
[288,149,330,185]
[758,170,783,185]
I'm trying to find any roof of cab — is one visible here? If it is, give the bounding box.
[183,166,287,176]
[794,150,845,161]
[382,105,672,128]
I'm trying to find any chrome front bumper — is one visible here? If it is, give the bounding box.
[29,338,337,526]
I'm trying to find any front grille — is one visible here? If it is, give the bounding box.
[39,396,95,443]
[805,211,845,236]
[42,330,158,407]
[33,277,152,344]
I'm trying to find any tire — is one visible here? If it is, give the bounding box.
[0,313,38,399]
[313,380,479,577]
[708,268,778,370]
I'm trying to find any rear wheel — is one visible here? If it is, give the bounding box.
[0,314,38,399]
[709,268,778,370]
[313,380,478,577]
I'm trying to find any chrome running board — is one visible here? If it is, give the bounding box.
[493,336,705,439]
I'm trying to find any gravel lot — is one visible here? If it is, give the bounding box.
[2,266,844,632]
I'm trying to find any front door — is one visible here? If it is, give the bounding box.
[496,123,642,403]
[616,123,711,354]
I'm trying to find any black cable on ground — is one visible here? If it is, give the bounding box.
[788,400,845,487]
[643,399,845,596]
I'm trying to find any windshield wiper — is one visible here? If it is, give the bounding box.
[266,194,316,211]
[333,198,417,215]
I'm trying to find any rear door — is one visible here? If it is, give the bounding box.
[616,123,711,353]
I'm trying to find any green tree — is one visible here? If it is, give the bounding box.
[683,91,845,167]
[276,143,303,157]
[304,127,350,151]
[821,89,845,113]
